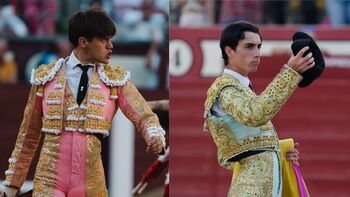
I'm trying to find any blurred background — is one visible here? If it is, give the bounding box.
[170,0,350,197]
[0,0,168,196]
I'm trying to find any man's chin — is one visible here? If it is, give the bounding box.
[100,59,109,64]
[250,67,258,73]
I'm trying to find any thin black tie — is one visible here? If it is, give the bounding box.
[249,83,254,91]
[77,64,89,105]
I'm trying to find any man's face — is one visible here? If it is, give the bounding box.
[228,31,261,76]
[85,37,113,64]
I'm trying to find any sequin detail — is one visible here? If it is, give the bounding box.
[228,151,276,197]
[86,135,108,196]
[33,134,60,196]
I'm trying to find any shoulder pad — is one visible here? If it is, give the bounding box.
[30,59,64,85]
[97,64,130,87]
[204,75,241,117]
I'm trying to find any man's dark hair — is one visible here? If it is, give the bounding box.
[220,21,261,65]
[68,9,116,47]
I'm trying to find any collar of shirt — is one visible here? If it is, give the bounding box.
[223,68,250,88]
[66,51,95,70]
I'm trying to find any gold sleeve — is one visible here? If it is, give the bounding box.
[4,85,43,188]
[219,65,302,127]
[117,81,165,145]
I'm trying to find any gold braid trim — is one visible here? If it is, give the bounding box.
[204,65,302,129]
[5,85,43,188]
[98,64,130,87]
[219,65,301,127]
[30,59,64,86]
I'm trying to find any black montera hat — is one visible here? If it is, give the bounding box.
[291,32,325,87]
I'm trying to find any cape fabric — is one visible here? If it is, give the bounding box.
[231,138,310,197]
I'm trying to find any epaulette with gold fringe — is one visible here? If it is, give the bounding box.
[30,58,64,86]
[203,75,244,131]
[97,64,130,87]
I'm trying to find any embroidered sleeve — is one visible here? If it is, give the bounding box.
[219,65,302,127]
[117,80,166,147]
[3,85,43,188]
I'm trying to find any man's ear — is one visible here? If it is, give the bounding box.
[225,46,234,58]
[78,37,88,48]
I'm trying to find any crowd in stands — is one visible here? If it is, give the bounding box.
[0,38,17,84]
[2,0,350,85]
[170,0,350,27]
[0,0,168,37]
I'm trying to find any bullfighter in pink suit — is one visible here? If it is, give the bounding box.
[1,8,165,197]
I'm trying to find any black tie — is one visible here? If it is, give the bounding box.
[77,64,89,105]
[249,83,254,91]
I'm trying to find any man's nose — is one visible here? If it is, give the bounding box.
[107,40,113,49]
[255,47,261,57]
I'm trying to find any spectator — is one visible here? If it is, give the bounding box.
[23,0,57,36]
[117,0,167,89]
[24,40,72,82]
[113,0,143,22]
[179,0,210,27]
[219,0,263,24]
[325,0,350,26]
[263,0,287,24]
[287,0,323,25]
[0,1,28,36]
[0,39,17,83]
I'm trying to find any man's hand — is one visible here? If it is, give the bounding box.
[0,186,18,197]
[287,46,315,74]
[285,142,300,166]
[146,136,164,155]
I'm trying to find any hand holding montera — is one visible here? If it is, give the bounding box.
[287,46,315,74]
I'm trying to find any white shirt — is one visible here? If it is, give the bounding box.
[211,68,251,116]
[65,52,94,100]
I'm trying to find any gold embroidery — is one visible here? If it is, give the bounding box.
[207,118,279,168]
[42,118,61,132]
[67,111,79,118]
[90,75,100,85]
[47,106,62,117]
[66,96,77,108]
[119,81,161,139]
[204,65,301,129]
[55,77,64,86]
[89,91,105,101]
[204,66,301,174]
[33,134,60,196]
[34,61,57,81]
[86,135,108,196]
[228,151,275,197]
[103,64,125,81]
[37,86,44,95]
[6,85,43,188]
[85,119,111,132]
[223,66,300,127]
[87,105,103,117]
[66,121,78,129]
[110,87,118,98]
[47,91,63,100]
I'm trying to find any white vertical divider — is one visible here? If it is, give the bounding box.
[109,109,135,197]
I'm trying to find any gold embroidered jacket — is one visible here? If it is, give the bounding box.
[204,65,302,169]
[4,59,165,189]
